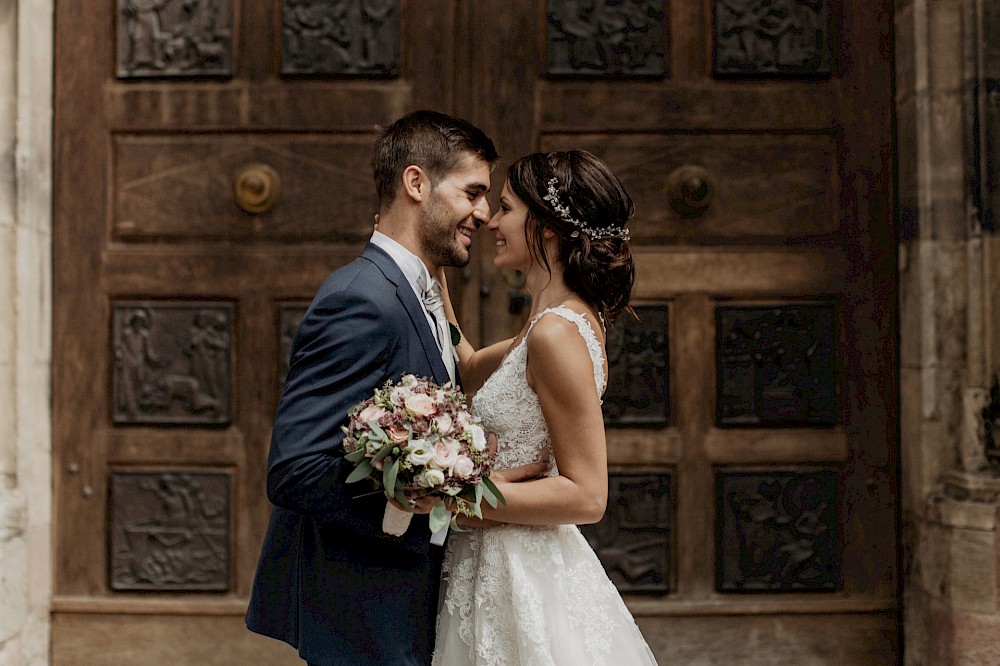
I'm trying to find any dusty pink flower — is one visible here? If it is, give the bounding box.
[405,393,437,417]
[452,455,475,479]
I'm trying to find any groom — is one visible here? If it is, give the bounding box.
[247,111,499,665]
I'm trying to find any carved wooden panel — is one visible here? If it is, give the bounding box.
[539,133,837,242]
[717,469,839,591]
[112,302,233,425]
[116,0,233,78]
[546,0,667,77]
[281,0,400,76]
[110,470,231,591]
[113,135,375,242]
[713,0,831,76]
[279,305,309,387]
[603,305,669,426]
[580,472,672,593]
[716,305,836,426]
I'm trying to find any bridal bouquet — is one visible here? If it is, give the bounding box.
[342,374,504,538]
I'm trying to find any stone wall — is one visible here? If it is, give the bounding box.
[0,1,53,664]
[897,0,1000,663]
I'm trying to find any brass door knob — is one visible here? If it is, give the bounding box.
[667,165,712,217]
[234,163,281,214]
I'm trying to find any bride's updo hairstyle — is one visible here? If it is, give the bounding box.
[506,150,635,323]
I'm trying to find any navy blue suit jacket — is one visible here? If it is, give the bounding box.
[247,244,453,665]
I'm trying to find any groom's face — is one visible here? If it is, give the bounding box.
[418,153,491,268]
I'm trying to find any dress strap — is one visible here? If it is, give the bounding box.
[527,306,607,394]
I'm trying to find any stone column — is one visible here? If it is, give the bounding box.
[0,0,53,664]
[898,0,1000,663]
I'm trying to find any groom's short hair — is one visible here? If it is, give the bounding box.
[372,110,498,209]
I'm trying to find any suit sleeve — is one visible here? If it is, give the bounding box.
[265,285,408,541]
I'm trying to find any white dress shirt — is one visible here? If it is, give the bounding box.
[369,230,445,350]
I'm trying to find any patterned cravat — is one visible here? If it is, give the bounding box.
[421,280,457,385]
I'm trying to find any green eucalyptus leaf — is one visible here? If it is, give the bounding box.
[383,457,400,492]
[482,475,506,506]
[343,448,367,463]
[346,460,373,484]
[372,446,394,462]
[428,501,449,533]
[367,420,389,442]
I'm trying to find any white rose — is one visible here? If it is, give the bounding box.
[432,440,460,470]
[418,468,446,488]
[456,411,471,428]
[358,404,386,424]
[406,440,435,466]
[405,393,437,417]
[400,374,419,388]
[452,455,476,479]
[468,424,487,452]
[390,386,412,406]
[434,413,453,435]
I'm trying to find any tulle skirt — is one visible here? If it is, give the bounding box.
[433,524,659,666]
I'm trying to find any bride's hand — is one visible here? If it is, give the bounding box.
[485,434,549,484]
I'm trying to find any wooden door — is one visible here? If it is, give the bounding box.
[52,2,470,663]
[469,1,898,663]
[53,1,896,663]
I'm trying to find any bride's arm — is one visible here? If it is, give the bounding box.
[475,315,609,526]
[437,269,512,393]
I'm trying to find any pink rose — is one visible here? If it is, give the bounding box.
[358,404,387,424]
[432,439,460,470]
[405,393,437,417]
[387,426,410,444]
[452,454,475,479]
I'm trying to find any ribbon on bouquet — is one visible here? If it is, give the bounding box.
[382,501,451,545]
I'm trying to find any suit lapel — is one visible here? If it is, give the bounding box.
[361,244,452,386]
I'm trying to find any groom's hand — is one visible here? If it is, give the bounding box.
[388,496,437,515]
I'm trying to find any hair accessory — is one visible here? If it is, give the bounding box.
[542,178,631,241]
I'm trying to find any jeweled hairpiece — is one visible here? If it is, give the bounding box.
[542,178,631,241]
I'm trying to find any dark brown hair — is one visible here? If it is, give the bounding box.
[372,110,499,208]
[507,150,635,323]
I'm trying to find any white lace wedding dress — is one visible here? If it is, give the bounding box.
[433,307,658,665]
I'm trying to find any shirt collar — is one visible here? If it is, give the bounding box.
[370,230,434,296]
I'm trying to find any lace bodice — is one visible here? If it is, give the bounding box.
[470,306,606,470]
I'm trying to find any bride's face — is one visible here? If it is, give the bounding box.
[487,181,532,271]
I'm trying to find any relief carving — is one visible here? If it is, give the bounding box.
[716,305,836,426]
[603,305,669,426]
[580,473,672,593]
[282,0,400,76]
[117,0,232,78]
[717,470,839,591]
[110,471,230,591]
[547,0,667,76]
[714,0,831,75]
[113,303,232,425]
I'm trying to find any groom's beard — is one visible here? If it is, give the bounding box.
[419,195,473,269]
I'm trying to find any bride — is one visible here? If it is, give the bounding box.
[433,150,658,665]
